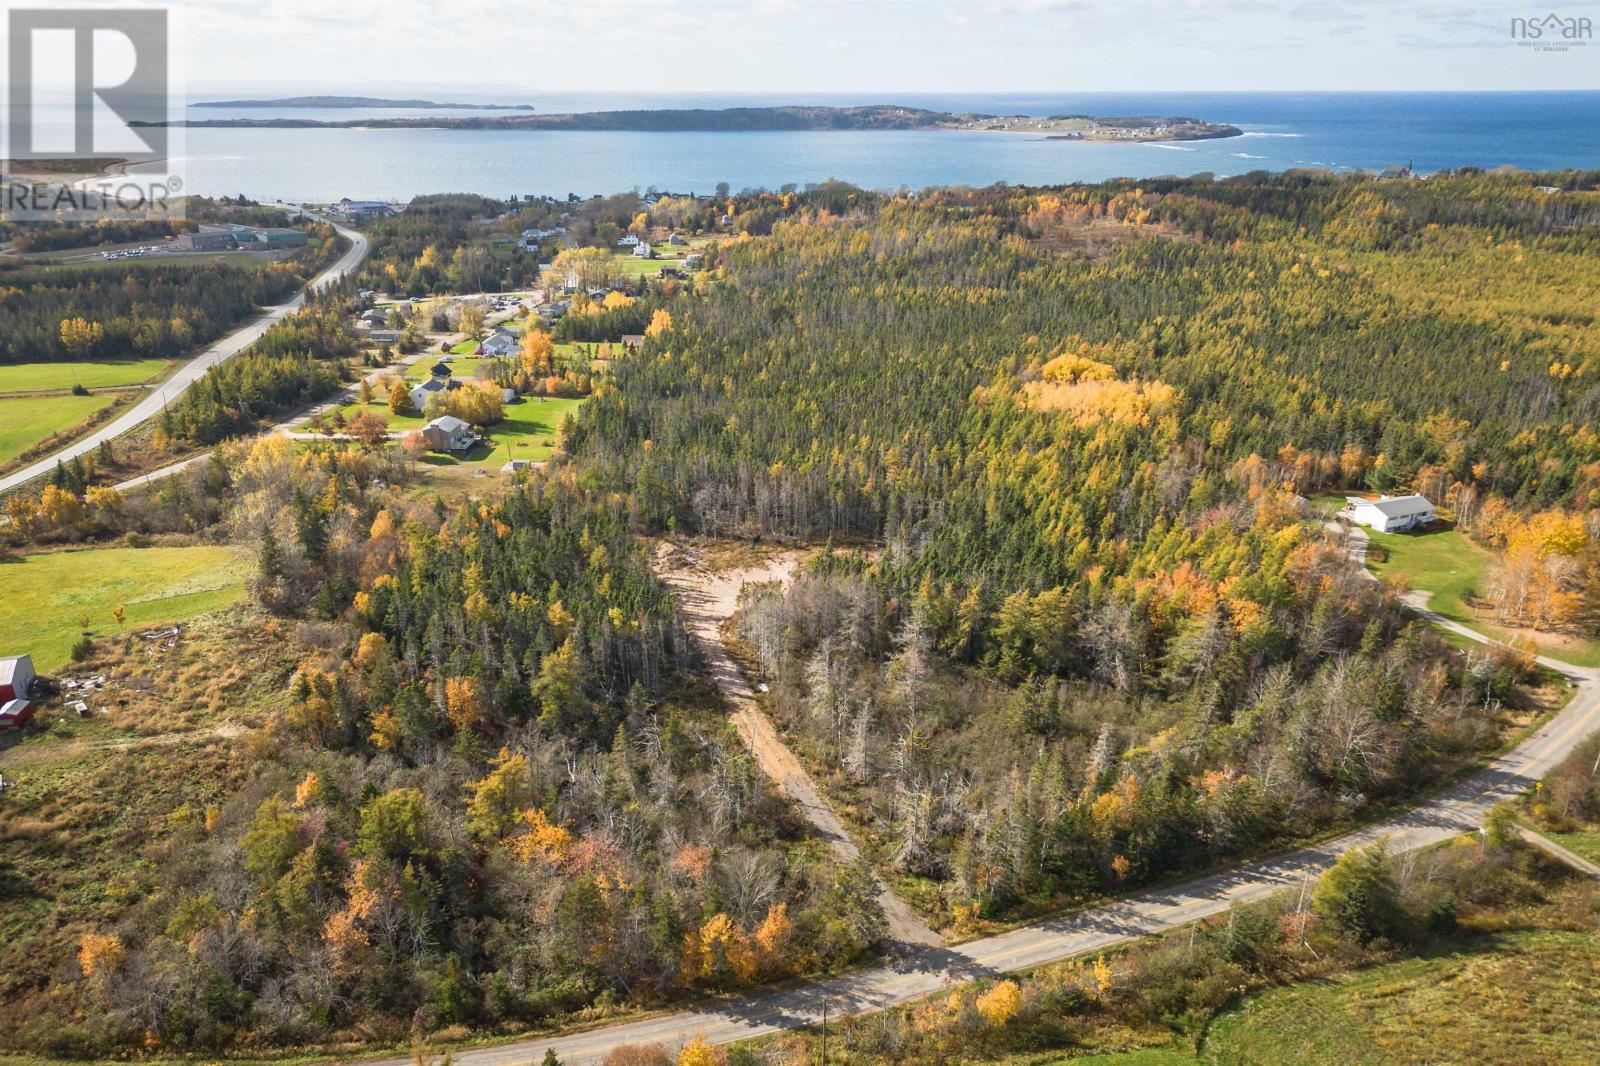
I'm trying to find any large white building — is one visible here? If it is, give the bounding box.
[1344,494,1435,533]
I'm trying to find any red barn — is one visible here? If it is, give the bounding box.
[0,655,36,730]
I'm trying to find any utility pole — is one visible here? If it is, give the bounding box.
[819,997,828,1066]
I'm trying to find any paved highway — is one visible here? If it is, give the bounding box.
[0,216,368,495]
[355,564,1600,1066]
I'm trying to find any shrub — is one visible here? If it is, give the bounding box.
[1312,841,1407,945]
[677,1035,722,1066]
[70,633,95,661]
[975,979,1022,1026]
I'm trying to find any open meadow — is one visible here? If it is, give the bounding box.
[426,395,584,468]
[0,545,249,670]
[0,359,167,394]
[1054,928,1600,1065]
[0,393,120,466]
[1364,524,1600,667]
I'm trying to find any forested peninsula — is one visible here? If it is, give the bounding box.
[192,96,534,110]
[150,104,1242,140]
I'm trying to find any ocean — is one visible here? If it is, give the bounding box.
[120,91,1600,201]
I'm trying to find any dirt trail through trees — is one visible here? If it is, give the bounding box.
[655,545,943,949]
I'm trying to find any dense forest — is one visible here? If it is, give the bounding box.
[0,216,342,365]
[4,447,883,1054]
[4,170,1599,1056]
[161,300,359,444]
[567,169,1599,920]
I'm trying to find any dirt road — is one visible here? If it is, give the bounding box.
[343,539,1600,1066]
[655,546,943,950]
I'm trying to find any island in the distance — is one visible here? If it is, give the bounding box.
[192,96,535,111]
[154,104,1241,141]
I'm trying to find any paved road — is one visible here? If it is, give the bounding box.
[110,346,432,494]
[355,550,1600,1066]
[0,217,368,495]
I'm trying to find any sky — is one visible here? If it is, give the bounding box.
[97,0,1600,95]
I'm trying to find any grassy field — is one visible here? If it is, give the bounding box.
[609,248,692,276]
[1364,524,1600,667]
[0,392,119,465]
[0,545,250,670]
[0,610,298,1043]
[428,395,585,468]
[1307,494,1600,667]
[405,356,498,381]
[22,248,275,272]
[1051,929,1600,1065]
[1201,929,1600,1064]
[1363,523,1491,621]
[325,394,584,467]
[1542,826,1600,864]
[334,396,428,430]
[0,359,166,394]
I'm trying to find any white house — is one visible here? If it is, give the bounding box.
[420,415,479,453]
[409,361,459,412]
[616,234,640,247]
[1344,494,1435,533]
[409,377,450,411]
[476,330,520,358]
[632,241,654,258]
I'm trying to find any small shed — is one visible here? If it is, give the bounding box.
[0,655,34,704]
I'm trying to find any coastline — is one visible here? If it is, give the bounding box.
[133,104,1241,141]
[141,120,1246,142]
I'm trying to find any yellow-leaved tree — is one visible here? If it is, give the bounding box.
[975,979,1021,1026]
[646,308,674,338]
[676,1035,719,1066]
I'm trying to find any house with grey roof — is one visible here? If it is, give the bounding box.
[1343,494,1435,533]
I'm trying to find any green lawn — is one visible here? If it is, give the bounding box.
[1364,523,1600,667]
[447,338,480,355]
[1364,523,1490,622]
[609,249,689,276]
[0,359,166,394]
[0,545,250,670]
[426,396,585,469]
[326,395,585,467]
[0,392,119,465]
[334,398,428,431]
[405,356,500,382]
